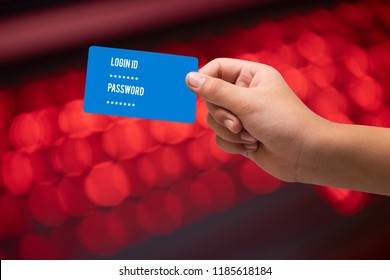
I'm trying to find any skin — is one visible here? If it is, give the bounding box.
[186,58,390,196]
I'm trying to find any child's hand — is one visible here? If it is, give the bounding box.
[186,58,390,196]
[186,58,327,183]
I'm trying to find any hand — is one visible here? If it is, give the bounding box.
[186,58,327,183]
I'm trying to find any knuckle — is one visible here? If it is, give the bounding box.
[213,107,227,122]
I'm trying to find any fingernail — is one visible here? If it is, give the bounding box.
[224,119,235,132]
[240,131,255,143]
[187,72,206,88]
[244,143,258,150]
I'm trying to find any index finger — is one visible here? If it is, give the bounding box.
[199,58,260,85]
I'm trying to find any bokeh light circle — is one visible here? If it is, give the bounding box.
[84,161,131,207]
[239,160,281,194]
[28,183,68,227]
[136,190,184,235]
[51,137,92,176]
[1,151,34,194]
[78,210,129,256]
[190,169,236,212]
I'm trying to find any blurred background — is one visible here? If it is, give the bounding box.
[1,0,390,259]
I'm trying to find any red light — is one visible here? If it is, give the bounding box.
[257,44,281,69]
[368,46,390,78]
[187,132,215,170]
[112,200,147,245]
[360,106,390,127]
[315,186,368,216]
[239,159,281,194]
[305,64,336,89]
[136,154,158,188]
[1,151,34,194]
[297,32,329,65]
[208,134,238,165]
[36,107,63,146]
[257,43,299,69]
[158,145,188,184]
[118,158,151,197]
[84,161,131,207]
[195,99,209,130]
[102,119,157,160]
[343,45,368,78]
[190,169,236,213]
[85,132,110,165]
[280,66,309,102]
[276,44,299,68]
[9,112,45,153]
[58,99,110,137]
[57,176,95,217]
[235,53,260,63]
[0,193,33,237]
[187,130,237,170]
[322,33,348,58]
[9,108,62,153]
[51,137,92,176]
[136,190,184,235]
[326,113,353,125]
[28,183,67,227]
[77,210,129,255]
[149,120,196,144]
[137,145,189,188]
[309,87,349,120]
[347,75,383,112]
[171,179,204,224]
[29,147,58,184]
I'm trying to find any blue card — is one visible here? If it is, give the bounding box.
[84,46,198,123]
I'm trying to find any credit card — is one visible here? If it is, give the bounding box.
[84,46,198,123]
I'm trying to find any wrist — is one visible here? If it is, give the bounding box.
[296,116,336,185]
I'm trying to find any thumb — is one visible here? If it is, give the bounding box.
[186,72,249,113]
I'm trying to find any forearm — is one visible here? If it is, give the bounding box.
[301,121,390,195]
